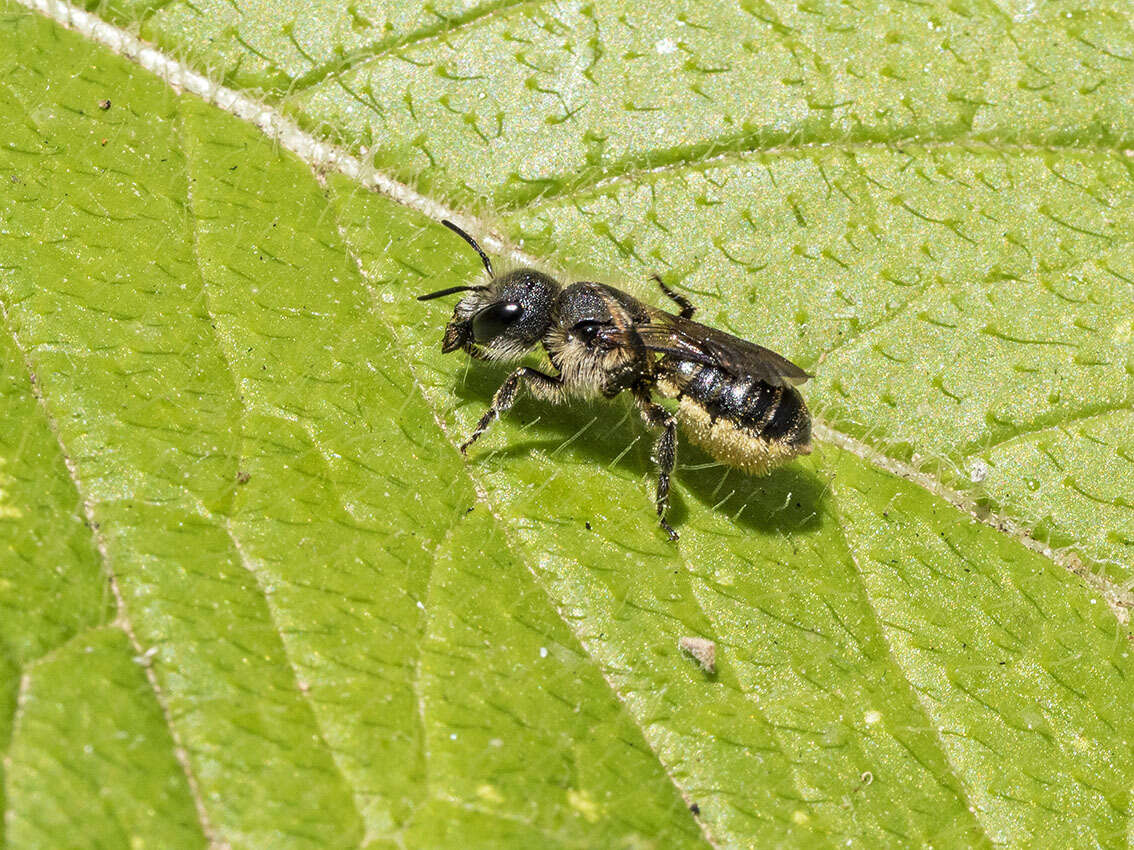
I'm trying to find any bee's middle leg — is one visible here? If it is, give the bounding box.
[634,389,679,542]
[461,367,562,454]
[651,274,696,319]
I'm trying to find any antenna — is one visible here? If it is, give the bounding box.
[417,284,487,302]
[442,219,494,278]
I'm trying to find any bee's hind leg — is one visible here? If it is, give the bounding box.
[634,388,680,542]
[461,367,562,454]
[651,274,696,319]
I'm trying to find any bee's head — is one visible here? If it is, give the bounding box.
[418,221,559,362]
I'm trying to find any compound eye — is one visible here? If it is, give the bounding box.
[472,302,524,342]
[572,320,603,346]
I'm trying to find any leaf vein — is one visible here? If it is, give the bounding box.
[0,298,222,848]
[831,506,995,846]
[179,108,370,841]
[285,0,542,95]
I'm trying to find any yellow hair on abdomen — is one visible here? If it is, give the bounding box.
[676,396,811,475]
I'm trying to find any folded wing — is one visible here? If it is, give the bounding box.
[628,311,811,388]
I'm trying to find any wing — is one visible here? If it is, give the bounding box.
[629,310,812,387]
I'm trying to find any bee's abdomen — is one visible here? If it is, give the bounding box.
[658,359,811,475]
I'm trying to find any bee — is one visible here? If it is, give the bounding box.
[419,220,812,541]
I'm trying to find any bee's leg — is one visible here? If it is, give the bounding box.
[461,367,562,455]
[651,274,696,319]
[634,389,680,542]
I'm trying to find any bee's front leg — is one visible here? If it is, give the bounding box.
[461,367,563,455]
[634,388,679,542]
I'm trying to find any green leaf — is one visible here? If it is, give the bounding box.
[5,628,207,848]
[1,2,1131,849]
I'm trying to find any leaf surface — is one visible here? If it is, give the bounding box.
[1,2,1131,849]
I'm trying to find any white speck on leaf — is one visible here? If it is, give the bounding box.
[567,788,601,822]
[476,784,503,803]
[679,636,716,673]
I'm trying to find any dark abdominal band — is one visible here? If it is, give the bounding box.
[669,360,810,445]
